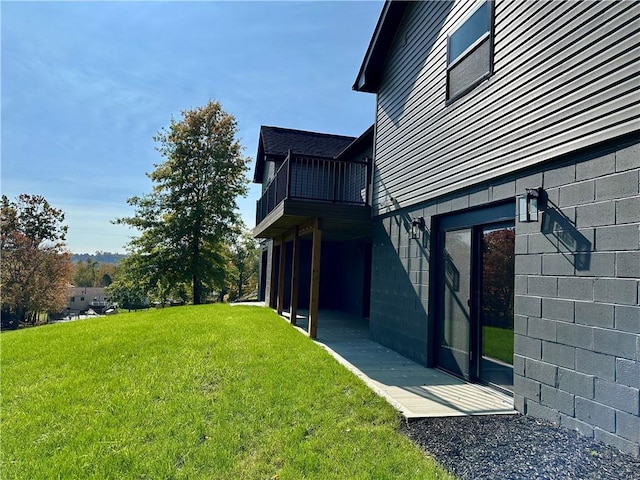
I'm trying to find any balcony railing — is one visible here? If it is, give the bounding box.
[256,151,371,226]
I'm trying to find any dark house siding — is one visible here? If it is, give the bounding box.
[372,0,639,215]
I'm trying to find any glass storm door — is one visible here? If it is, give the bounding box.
[438,227,473,379]
[436,204,515,392]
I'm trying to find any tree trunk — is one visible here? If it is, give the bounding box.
[192,229,202,305]
[237,269,244,299]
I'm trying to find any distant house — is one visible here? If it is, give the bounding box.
[67,286,109,314]
[254,0,639,456]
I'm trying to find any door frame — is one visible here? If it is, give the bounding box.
[430,201,515,387]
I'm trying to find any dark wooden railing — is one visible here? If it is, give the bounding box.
[256,151,371,226]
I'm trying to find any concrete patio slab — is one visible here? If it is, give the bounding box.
[281,308,517,418]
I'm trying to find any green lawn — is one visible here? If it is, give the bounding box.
[482,325,514,365]
[1,305,452,480]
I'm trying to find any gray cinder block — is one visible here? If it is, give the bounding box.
[593,278,638,306]
[615,144,640,172]
[557,322,594,350]
[575,348,615,380]
[575,301,614,328]
[528,276,558,297]
[514,374,541,401]
[515,333,542,360]
[575,397,615,432]
[558,367,595,399]
[593,328,637,360]
[528,317,557,342]
[577,153,616,180]
[616,358,640,389]
[615,196,640,224]
[614,305,640,334]
[542,341,576,369]
[596,171,640,201]
[516,295,542,318]
[594,378,639,415]
[559,180,595,207]
[558,277,593,301]
[541,384,575,416]
[542,297,575,322]
[526,358,559,386]
[616,410,640,444]
[616,251,640,278]
[595,224,639,251]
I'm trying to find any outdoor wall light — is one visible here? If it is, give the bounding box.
[518,187,543,222]
[411,216,425,239]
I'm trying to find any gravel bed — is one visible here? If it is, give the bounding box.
[401,414,640,480]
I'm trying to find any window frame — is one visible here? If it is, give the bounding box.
[446,0,495,103]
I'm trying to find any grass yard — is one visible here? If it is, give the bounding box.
[482,325,514,365]
[1,305,452,480]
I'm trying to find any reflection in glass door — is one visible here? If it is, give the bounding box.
[439,228,472,380]
[479,225,515,391]
[435,203,515,393]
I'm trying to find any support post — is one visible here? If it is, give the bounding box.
[309,218,322,338]
[290,226,300,325]
[277,235,286,315]
[268,241,278,308]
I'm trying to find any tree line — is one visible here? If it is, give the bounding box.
[1,100,259,329]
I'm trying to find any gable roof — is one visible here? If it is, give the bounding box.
[253,126,356,183]
[353,0,409,93]
[335,124,375,161]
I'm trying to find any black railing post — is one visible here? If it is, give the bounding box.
[286,149,292,200]
[366,156,372,206]
[332,159,337,203]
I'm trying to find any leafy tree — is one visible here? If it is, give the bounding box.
[482,228,515,329]
[115,100,249,304]
[227,232,259,301]
[1,194,72,326]
[73,259,98,287]
[105,255,149,311]
[72,260,117,287]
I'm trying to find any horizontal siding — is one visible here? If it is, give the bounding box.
[373,0,640,215]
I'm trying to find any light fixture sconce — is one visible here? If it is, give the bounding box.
[411,216,425,239]
[518,187,543,222]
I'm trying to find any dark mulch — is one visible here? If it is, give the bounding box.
[401,415,640,480]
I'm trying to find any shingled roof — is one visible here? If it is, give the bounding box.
[253,126,357,183]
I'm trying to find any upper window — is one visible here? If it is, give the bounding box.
[447,0,494,101]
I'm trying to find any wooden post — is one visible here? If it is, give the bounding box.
[309,218,322,338]
[268,241,278,308]
[290,226,300,325]
[277,235,286,315]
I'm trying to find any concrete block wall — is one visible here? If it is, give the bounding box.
[370,169,520,366]
[370,211,432,364]
[513,141,640,456]
[369,136,639,455]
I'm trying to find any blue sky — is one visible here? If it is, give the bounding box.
[1,1,382,253]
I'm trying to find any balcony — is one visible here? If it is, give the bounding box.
[254,151,372,239]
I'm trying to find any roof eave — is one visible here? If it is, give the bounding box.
[353,1,409,93]
[252,129,266,183]
[335,124,375,160]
